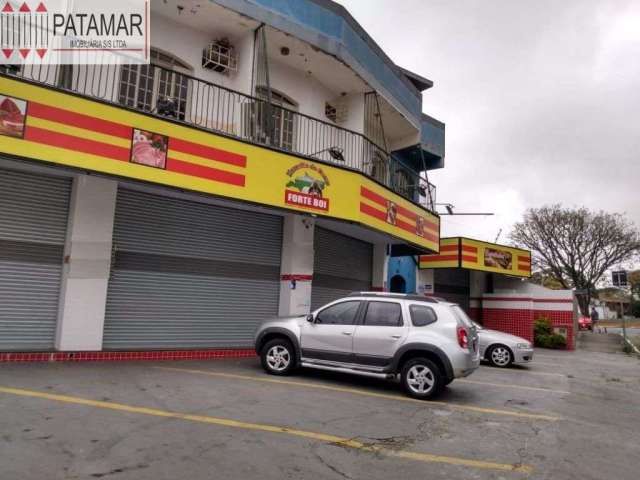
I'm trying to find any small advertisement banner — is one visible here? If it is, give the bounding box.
[419,237,531,277]
[0,0,150,64]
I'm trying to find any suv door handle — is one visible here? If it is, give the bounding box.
[390,335,402,339]
[342,331,352,336]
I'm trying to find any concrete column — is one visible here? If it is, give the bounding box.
[371,243,389,291]
[278,214,315,316]
[55,175,117,351]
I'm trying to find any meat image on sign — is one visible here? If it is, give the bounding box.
[130,129,168,169]
[0,95,27,138]
[484,247,513,270]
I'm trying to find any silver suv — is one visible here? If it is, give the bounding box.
[254,292,480,399]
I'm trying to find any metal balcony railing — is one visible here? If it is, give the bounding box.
[1,63,435,210]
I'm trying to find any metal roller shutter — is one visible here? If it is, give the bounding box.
[0,168,70,351]
[311,227,373,310]
[104,189,283,349]
[434,269,470,312]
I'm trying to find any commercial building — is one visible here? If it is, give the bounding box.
[0,0,445,357]
[417,238,576,350]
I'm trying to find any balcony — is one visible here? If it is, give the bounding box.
[1,62,435,210]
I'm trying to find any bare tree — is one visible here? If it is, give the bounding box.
[510,205,640,315]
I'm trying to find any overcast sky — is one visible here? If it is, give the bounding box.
[339,0,640,244]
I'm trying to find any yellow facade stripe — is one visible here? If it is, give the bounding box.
[167,148,245,175]
[360,178,439,225]
[456,379,571,395]
[156,367,562,422]
[0,76,440,251]
[26,116,131,149]
[0,135,245,198]
[359,197,439,251]
[419,261,459,269]
[0,386,532,474]
[360,194,439,236]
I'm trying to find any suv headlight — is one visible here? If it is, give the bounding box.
[517,343,531,349]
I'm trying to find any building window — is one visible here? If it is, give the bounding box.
[255,86,297,151]
[325,102,337,122]
[118,49,192,121]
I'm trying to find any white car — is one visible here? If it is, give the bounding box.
[473,321,534,368]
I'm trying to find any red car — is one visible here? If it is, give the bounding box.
[578,316,593,331]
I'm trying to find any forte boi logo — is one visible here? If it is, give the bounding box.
[284,162,330,212]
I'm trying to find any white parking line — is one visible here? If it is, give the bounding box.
[155,366,564,421]
[456,379,570,395]
[479,367,566,378]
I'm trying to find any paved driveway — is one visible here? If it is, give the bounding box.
[1,348,639,479]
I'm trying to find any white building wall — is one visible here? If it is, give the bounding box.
[151,14,255,94]
[55,175,118,351]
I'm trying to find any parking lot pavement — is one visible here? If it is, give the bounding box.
[1,350,639,480]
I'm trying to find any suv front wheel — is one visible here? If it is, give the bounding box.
[261,338,296,376]
[400,357,443,399]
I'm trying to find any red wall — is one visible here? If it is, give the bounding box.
[483,308,535,343]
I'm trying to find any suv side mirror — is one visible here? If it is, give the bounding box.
[306,314,315,323]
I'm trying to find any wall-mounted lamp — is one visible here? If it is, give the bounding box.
[310,147,345,162]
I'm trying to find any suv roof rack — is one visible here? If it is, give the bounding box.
[346,292,440,303]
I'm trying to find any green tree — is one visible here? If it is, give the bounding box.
[510,205,640,315]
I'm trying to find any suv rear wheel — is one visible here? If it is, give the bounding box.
[261,338,295,376]
[400,357,443,399]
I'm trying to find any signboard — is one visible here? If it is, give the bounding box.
[0,76,439,252]
[419,237,531,278]
[0,0,150,65]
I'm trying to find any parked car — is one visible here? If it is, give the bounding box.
[578,316,593,331]
[473,321,534,368]
[254,292,480,399]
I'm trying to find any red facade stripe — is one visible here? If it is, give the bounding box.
[518,256,531,264]
[360,185,387,207]
[462,245,478,253]
[396,204,418,221]
[281,274,313,281]
[0,349,257,363]
[359,203,438,243]
[25,126,130,162]
[169,137,247,168]
[461,254,478,263]
[360,201,387,222]
[360,186,438,233]
[28,102,132,139]
[440,244,459,252]
[167,158,246,186]
[421,254,459,262]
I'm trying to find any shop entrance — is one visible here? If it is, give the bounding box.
[390,275,407,293]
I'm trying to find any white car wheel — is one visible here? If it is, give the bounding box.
[489,345,512,368]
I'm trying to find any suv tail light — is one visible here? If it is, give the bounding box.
[457,326,469,349]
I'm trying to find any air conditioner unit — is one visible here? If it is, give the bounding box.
[202,38,237,74]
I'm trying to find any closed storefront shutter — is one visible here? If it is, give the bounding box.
[103,189,283,349]
[0,168,70,351]
[311,227,372,310]
[434,269,470,312]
